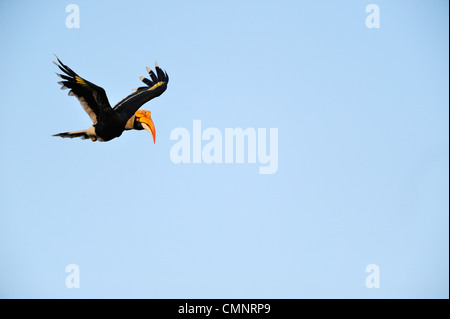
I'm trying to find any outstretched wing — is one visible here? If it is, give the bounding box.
[54,56,113,124]
[113,62,169,120]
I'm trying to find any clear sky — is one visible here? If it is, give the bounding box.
[0,0,448,298]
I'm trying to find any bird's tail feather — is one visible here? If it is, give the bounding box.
[53,130,89,139]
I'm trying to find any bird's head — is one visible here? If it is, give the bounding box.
[134,110,156,143]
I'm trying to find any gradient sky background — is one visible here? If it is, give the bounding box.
[0,0,448,298]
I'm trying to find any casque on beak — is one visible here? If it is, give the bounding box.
[136,110,156,143]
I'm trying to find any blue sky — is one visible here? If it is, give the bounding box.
[0,0,448,298]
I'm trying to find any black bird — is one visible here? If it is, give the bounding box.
[53,56,169,143]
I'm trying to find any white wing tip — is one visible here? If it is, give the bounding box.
[155,61,159,68]
[139,76,145,81]
[58,81,68,90]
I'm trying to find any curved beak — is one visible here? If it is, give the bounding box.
[139,117,156,144]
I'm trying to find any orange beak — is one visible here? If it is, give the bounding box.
[136,111,156,143]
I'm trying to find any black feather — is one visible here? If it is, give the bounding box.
[155,66,165,81]
[141,77,154,87]
[55,56,77,77]
[53,131,89,139]
[57,74,72,81]
[148,69,158,82]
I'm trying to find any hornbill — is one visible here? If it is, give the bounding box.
[52,56,169,143]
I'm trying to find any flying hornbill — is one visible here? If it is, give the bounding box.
[53,56,169,143]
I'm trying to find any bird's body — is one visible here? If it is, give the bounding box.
[53,56,169,143]
[86,114,125,142]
